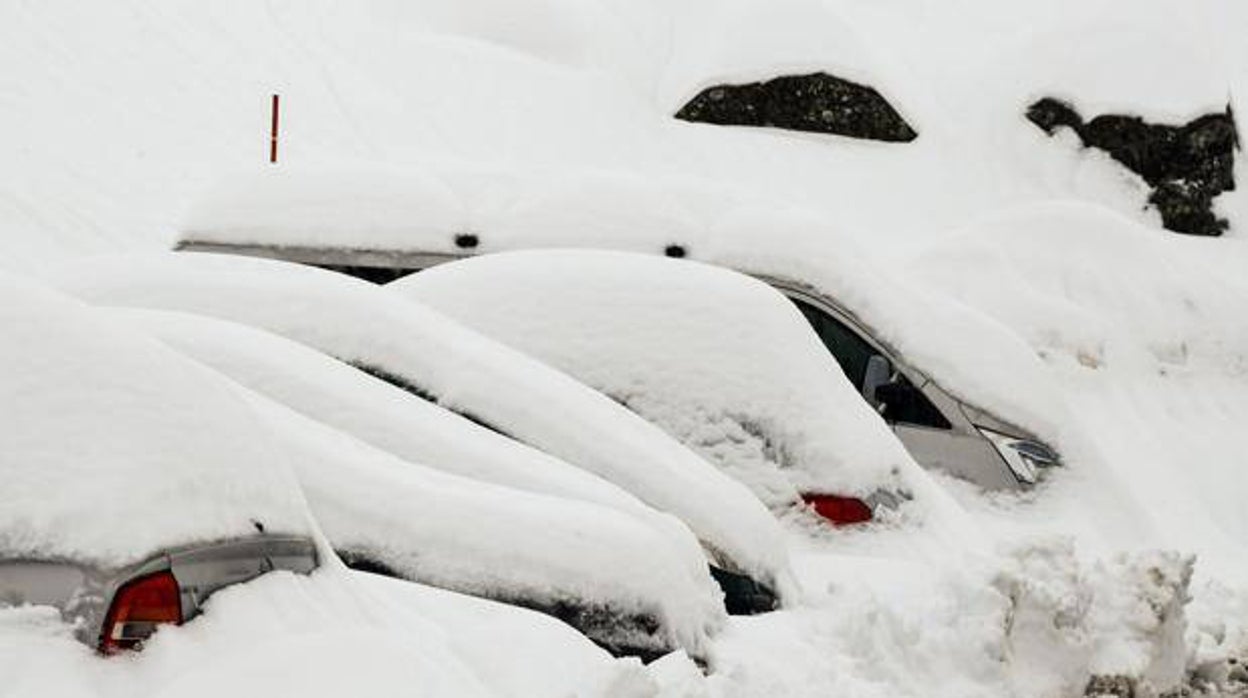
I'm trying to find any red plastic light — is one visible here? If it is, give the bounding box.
[100,570,183,653]
[801,493,873,526]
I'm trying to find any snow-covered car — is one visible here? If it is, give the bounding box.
[116,306,726,658]
[41,252,798,611]
[0,273,319,652]
[171,167,1066,491]
[388,249,923,524]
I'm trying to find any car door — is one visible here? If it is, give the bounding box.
[783,290,1024,490]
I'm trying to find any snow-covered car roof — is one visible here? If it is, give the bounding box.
[41,253,795,597]
[390,249,918,507]
[117,306,725,657]
[175,165,1070,451]
[0,273,312,568]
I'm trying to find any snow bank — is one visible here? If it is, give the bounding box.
[907,202,1248,571]
[43,252,795,595]
[0,273,310,568]
[391,249,915,505]
[177,165,1073,449]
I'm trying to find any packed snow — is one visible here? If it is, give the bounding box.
[42,251,796,596]
[0,272,312,568]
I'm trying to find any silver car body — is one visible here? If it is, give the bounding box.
[0,535,318,649]
[174,241,1059,490]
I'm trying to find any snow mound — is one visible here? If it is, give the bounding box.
[42,252,795,596]
[390,249,915,504]
[0,272,310,568]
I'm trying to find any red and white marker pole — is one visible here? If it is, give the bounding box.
[269,94,280,164]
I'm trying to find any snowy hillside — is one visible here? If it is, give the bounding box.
[3,1,1248,697]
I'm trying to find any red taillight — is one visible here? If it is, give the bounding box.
[801,493,873,526]
[99,570,183,653]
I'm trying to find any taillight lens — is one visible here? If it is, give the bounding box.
[99,570,183,653]
[801,493,873,526]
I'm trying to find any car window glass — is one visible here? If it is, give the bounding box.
[878,374,952,430]
[791,297,876,389]
[789,297,950,430]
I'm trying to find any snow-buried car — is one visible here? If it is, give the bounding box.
[42,252,798,618]
[173,167,1068,493]
[389,249,925,524]
[0,273,319,652]
[113,306,728,659]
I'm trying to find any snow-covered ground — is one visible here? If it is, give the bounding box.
[4,1,1248,697]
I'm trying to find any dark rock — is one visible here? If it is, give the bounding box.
[1025,97,1239,236]
[675,72,917,143]
[664,244,687,258]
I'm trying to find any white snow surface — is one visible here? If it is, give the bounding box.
[117,306,725,655]
[391,249,915,504]
[42,252,795,595]
[0,273,311,568]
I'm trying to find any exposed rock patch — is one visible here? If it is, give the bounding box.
[675,72,917,142]
[1026,98,1239,236]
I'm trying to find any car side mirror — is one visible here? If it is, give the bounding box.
[862,354,891,413]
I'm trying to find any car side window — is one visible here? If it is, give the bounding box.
[790,297,950,430]
[792,298,875,390]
